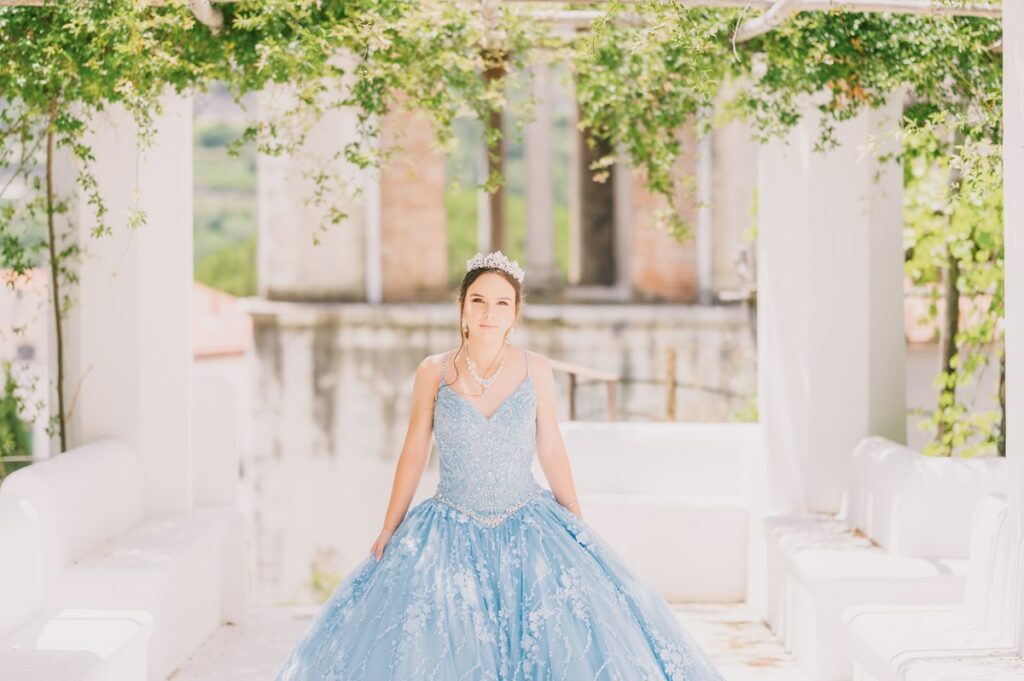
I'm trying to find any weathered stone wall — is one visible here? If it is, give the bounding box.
[246,300,756,603]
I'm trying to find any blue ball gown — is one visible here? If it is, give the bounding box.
[275,348,726,680]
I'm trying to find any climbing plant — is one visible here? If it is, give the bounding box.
[901,113,1004,456]
[572,1,737,239]
[0,1,214,451]
[718,9,1004,456]
[722,9,1002,144]
[0,362,32,479]
[0,0,1006,457]
[0,0,547,452]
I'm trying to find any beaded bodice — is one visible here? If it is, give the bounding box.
[431,348,545,527]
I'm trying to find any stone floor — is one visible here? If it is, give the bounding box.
[169,602,808,681]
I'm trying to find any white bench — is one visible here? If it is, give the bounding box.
[0,494,153,681]
[0,435,246,681]
[845,494,1024,681]
[556,422,755,602]
[761,436,1007,681]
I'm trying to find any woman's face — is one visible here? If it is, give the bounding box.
[463,272,517,341]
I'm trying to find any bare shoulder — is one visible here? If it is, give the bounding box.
[417,351,450,385]
[524,348,553,378]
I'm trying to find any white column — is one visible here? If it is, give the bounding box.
[613,149,632,297]
[696,109,714,305]
[525,59,558,289]
[568,82,582,286]
[364,131,383,305]
[756,93,906,515]
[53,92,194,515]
[476,141,492,254]
[711,83,760,297]
[257,79,368,301]
[1003,0,1024,654]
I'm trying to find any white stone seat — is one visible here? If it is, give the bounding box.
[558,422,757,603]
[842,437,1009,558]
[844,494,1024,681]
[0,495,152,681]
[583,492,748,602]
[845,605,1022,680]
[763,515,968,681]
[48,508,241,680]
[760,437,1006,681]
[0,608,153,681]
[0,438,246,681]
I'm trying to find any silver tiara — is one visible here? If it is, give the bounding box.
[466,250,525,283]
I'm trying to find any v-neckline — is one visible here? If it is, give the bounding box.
[441,375,533,421]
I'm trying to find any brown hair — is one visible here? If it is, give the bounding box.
[445,267,524,389]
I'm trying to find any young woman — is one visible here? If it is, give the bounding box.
[274,251,726,680]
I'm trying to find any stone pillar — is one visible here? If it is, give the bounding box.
[52,92,194,515]
[629,125,699,302]
[364,134,383,304]
[379,107,448,301]
[1003,0,1024,654]
[477,141,493,255]
[524,59,559,291]
[756,93,906,516]
[257,82,368,302]
[711,101,759,297]
[568,84,582,286]
[577,124,617,286]
[483,58,507,253]
[695,113,714,305]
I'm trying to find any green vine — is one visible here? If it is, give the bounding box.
[0,361,32,479]
[572,1,737,239]
[0,1,1006,457]
[0,0,549,450]
[901,113,1003,456]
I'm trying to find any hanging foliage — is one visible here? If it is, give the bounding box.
[572,1,738,238]
[0,0,1006,457]
[0,0,550,450]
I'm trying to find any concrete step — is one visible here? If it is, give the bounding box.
[170,603,807,681]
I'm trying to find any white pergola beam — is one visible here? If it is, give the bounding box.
[505,0,1001,20]
[186,0,224,31]
[501,0,776,5]
[528,3,998,33]
[503,0,997,12]
[0,0,999,15]
[0,0,999,34]
[796,0,999,17]
[525,9,645,27]
[0,0,227,28]
[734,0,801,42]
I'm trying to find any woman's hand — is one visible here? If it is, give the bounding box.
[562,500,583,520]
[370,526,395,561]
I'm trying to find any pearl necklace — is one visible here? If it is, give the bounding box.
[465,344,506,394]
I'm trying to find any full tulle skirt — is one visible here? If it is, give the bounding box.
[274,490,725,681]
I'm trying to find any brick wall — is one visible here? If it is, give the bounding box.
[628,124,700,302]
[380,108,449,301]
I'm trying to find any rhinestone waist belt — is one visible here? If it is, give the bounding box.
[431,486,546,527]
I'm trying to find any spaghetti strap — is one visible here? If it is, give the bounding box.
[439,351,449,388]
[524,347,529,379]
